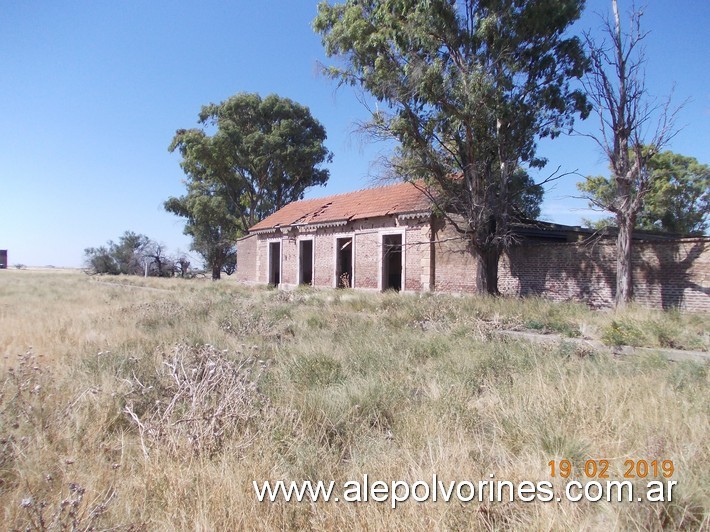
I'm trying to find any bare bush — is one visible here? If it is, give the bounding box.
[1,350,51,484]
[123,344,267,458]
[16,483,118,532]
[2,349,47,428]
[219,305,282,337]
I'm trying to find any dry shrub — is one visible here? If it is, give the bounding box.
[1,349,52,489]
[219,305,277,337]
[1,352,133,530]
[2,349,49,428]
[14,482,122,532]
[123,344,267,458]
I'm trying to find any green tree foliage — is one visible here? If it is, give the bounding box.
[84,231,151,275]
[579,151,710,235]
[639,152,709,235]
[84,246,119,275]
[166,93,332,280]
[113,231,150,274]
[509,167,544,221]
[314,0,589,294]
[164,190,238,281]
[221,254,237,276]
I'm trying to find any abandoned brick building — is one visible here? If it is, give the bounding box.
[236,182,709,311]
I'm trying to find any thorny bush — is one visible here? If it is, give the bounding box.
[123,344,268,458]
[16,482,119,532]
[1,349,51,488]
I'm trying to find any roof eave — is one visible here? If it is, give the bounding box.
[396,210,431,221]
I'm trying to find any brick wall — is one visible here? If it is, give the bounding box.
[352,231,378,289]
[241,217,430,291]
[235,235,257,283]
[313,233,335,288]
[432,220,478,293]
[498,238,709,311]
[237,219,709,311]
[256,239,270,284]
[404,222,430,291]
[281,237,298,286]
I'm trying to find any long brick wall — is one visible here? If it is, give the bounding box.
[237,220,709,312]
[498,238,709,311]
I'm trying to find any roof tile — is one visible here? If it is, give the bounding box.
[249,181,431,232]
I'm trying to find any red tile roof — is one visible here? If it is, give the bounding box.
[249,181,432,232]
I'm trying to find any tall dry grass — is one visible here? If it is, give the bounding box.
[0,270,707,530]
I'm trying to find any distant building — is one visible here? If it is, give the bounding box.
[0,250,7,269]
[236,182,710,311]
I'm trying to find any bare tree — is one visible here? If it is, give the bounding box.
[143,242,175,278]
[175,254,191,278]
[580,0,680,307]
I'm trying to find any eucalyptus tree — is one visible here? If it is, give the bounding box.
[166,93,332,279]
[314,0,589,294]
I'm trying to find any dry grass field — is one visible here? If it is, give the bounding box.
[1,270,708,530]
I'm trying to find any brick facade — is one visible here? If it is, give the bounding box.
[237,218,709,312]
[431,220,478,293]
[498,238,709,311]
[238,215,433,293]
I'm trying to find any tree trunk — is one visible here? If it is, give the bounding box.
[615,214,635,307]
[211,263,221,281]
[474,245,500,296]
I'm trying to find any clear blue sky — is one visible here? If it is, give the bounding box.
[1,1,708,267]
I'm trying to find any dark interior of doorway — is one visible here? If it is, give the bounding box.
[299,240,313,285]
[382,234,402,291]
[269,242,280,285]
[336,237,352,288]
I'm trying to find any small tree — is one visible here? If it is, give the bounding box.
[580,150,710,236]
[84,232,167,277]
[221,254,237,276]
[637,152,709,235]
[580,0,680,306]
[175,255,191,278]
[143,242,175,277]
[112,231,150,275]
[164,185,239,281]
[84,246,118,275]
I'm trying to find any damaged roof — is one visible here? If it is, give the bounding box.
[249,181,432,232]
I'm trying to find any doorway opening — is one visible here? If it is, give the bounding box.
[382,234,402,291]
[299,239,313,285]
[268,242,281,286]
[336,237,353,288]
